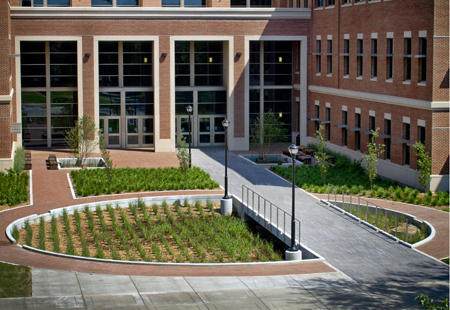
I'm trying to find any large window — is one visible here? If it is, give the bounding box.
[249,41,293,142]
[21,0,70,6]
[386,38,393,80]
[371,39,377,79]
[357,39,363,77]
[327,40,332,75]
[384,119,391,160]
[418,38,427,83]
[231,0,271,7]
[92,0,139,6]
[175,41,223,87]
[21,41,78,147]
[404,38,412,81]
[316,40,322,74]
[343,39,349,77]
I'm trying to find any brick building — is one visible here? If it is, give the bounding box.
[0,0,448,191]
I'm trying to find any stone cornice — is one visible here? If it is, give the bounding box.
[11,7,311,20]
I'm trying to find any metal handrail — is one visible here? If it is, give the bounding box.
[242,185,301,248]
[325,183,427,245]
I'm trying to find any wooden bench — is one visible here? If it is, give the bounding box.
[48,154,58,170]
[315,153,335,165]
[304,148,316,156]
[296,154,312,165]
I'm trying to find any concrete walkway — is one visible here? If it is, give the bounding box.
[0,147,448,309]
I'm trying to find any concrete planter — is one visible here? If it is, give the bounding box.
[239,154,302,166]
[57,157,105,170]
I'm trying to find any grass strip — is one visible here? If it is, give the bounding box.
[0,262,31,298]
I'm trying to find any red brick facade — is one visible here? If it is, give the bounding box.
[1,0,448,189]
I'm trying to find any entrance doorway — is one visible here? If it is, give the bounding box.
[198,116,225,146]
[126,116,154,147]
[100,117,121,148]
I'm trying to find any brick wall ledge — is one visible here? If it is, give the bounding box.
[431,101,450,110]
[309,85,431,110]
[0,89,14,103]
[11,7,311,20]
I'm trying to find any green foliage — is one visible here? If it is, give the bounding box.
[65,114,99,169]
[415,293,449,310]
[314,125,329,185]
[71,166,219,197]
[13,147,25,173]
[99,135,114,186]
[176,135,190,181]
[0,262,31,298]
[0,170,29,206]
[270,152,449,208]
[362,128,385,191]
[250,110,289,162]
[413,142,432,190]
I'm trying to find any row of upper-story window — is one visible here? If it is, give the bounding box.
[311,102,426,164]
[314,0,393,9]
[19,0,275,7]
[314,32,427,85]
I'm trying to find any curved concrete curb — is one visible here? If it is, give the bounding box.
[6,194,325,267]
[320,199,435,248]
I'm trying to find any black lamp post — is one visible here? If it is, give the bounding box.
[222,119,230,199]
[186,105,193,168]
[288,143,299,251]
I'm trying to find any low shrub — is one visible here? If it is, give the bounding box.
[13,147,25,173]
[0,171,29,206]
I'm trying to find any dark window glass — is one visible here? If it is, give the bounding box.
[162,0,180,4]
[99,65,119,76]
[123,65,152,75]
[99,54,118,64]
[175,76,190,86]
[92,0,113,5]
[47,0,71,6]
[99,42,118,53]
[20,54,45,65]
[123,53,152,64]
[49,41,76,53]
[175,91,193,103]
[185,0,206,5]
[99,76,119,87]
[21,77,46,88]
[21,42,45,53]
[22,117,47,128]
[124,76,152,87]
[21,65,46,76]
[123,41,152,53]
[50,65,77,75]
[99,92,120,104]
[125,92,154,103]
[50,54,77,64]
[231,0,246,6]
[50,77,77,87]
[51,104,77,116]
[117,0,138,5]
[51,116,77,128]
[33,0,43,6]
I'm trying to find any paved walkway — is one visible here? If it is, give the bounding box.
[0,147,448,309]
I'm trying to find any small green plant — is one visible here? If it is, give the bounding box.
[415,293,449,310]
[176,135,190,181]
[362,128,385,191]
[413,142,432,191]
[99,135,114,186]
[65,114,99,169]
[13,147,26,173]
[314,125,329,185]
[250,110,289,162]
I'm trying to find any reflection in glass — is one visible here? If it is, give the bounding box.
[125,92,154,103]
[200,134,210,143]
[143,118,154,133]
[127,119,138,134]
[117,0,138,5]
[22,91,46,104]
[108,119,120,134]
[99,119,104,134]
[185,0,205,6]
[51,91,78,103]
[162,0,180,5]
[22,104,47,117]
[92,0,113,5]
[199,118,210,132]
[49,41,76,52]
[214,118,225,132]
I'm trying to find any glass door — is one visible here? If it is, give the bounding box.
[126,117,139,147]
[101,117,120,148]
[175,116,191,145]
[198,116,225,146]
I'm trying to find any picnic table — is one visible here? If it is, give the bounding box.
[296,154,312,165]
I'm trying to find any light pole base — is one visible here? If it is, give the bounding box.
[285,249,302,261]
[220,198,233,216]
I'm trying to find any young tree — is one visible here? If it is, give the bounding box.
[362,128,385,191]
[176,135,190,181]
[65,114,99,169]
[412,142,432,191]
[250,110,289,162]
[314,125,329,185]
[99,134,114,186]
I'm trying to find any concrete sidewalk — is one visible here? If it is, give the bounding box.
[0,268,395,310]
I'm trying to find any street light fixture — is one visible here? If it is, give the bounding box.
[221,118,232,215]
[186,105,193,168]
[286,143,302,260]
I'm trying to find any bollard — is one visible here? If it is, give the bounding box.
[405,218,409,243]
[358,197,361,222]
[385,209,387,232]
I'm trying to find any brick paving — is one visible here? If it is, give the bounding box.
[314,194,450,260]
[0,149,334,277]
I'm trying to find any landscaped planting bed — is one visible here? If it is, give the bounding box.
[70,167,220,197]
[13,199,283,263]
[339,202,428,244]
[0,171,29,208]
[270,150,449,211]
